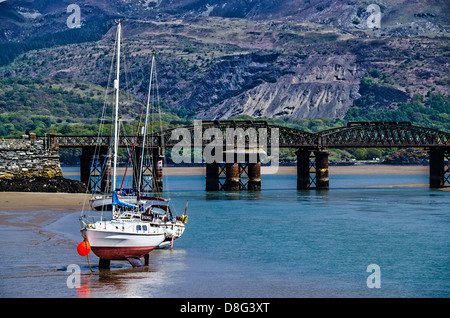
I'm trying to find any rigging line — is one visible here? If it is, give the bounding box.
[153,53,172,197]
[122,35,131,101]
[148,56,157,192]
[84,238,93,272]
[98,27,120,222]
[118,32,146,190]
[154,56,163,136]
[112,20,123,207]
[120,89,149,191]
[98,140,112,187]
[139,53,155,194]
[80,27,118,216]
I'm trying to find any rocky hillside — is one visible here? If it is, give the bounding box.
[195,54,363,119]
[0,0,448,122]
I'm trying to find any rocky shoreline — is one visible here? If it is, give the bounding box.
[0,176,87,193]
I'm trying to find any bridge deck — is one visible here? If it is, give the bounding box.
[44,121,449,149]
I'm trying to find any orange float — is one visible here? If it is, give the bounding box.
[77,241,91,256]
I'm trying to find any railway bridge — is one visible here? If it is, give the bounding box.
[44,121,450,192]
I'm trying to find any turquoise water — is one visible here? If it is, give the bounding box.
[0,173,449,298]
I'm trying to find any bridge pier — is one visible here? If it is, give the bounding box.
[205,152,262,191]
[206,162,220,191]
[248,162,261,191]
[79,146,111,193]
[429,147,450,188]
[315,150,330,190]
[133,147,164,193]
[225,163,240,191]
[152,147,164,192]
[296,148,329,190]
[296,149,312,190]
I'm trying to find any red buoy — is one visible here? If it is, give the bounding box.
[77,241,91,256]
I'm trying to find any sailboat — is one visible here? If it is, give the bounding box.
[88,48,158,212]
[80,20,168,268]
[85,23,188,249]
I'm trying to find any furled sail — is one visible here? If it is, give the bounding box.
[112,191,139,209]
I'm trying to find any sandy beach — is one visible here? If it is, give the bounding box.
[0,192,91,211]
[0,192,91,229]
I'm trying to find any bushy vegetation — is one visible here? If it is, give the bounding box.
[0,18,112,67]
[345,90,450,131]
[0,77,107,137]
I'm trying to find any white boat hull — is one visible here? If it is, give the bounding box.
[158,222,186,248]
[82,222,165,260]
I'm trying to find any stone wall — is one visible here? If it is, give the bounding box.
[0,134,63,179]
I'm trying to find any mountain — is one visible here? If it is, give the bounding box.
[0,0,449,127]
[2,0,448,43]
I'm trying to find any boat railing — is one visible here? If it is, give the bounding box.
[79,210,111,227]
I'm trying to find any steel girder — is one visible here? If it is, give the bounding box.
[45,121,450,149]
[153,120,318,148]
[317,122,450,148]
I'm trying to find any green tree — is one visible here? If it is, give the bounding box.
[366,148,382,160]
[352,148,368,160]
[59,125,73,134]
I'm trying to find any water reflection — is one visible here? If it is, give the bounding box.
[74,249,189,298]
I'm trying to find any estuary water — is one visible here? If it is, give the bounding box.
[0,173,449,298]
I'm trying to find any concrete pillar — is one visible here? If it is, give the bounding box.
[206,162,220,191]
[225,162,240,191]
[296,149,311,190]
[247,162,261,191]
[314,150,329,190]
[429,147,445,188]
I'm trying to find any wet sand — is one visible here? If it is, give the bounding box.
[0,192,90,229]
[0,192,90,211]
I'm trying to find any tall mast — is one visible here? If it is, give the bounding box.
[138,51,156,193]
[112,19,122,213]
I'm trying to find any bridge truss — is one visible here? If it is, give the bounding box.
[43,121,450,191]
